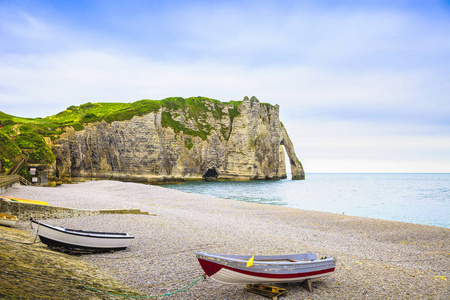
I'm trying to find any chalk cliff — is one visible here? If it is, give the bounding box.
[50,96,305,183]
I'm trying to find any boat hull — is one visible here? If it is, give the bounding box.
[0,219,18,227]
[196,252,335,284]
[31,220,134,251]
[0,213,18,227]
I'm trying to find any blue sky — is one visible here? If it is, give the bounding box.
[1,0,449,173]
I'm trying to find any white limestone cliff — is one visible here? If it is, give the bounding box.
[50,96,305,183]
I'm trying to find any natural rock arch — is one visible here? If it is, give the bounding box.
[280,131,305,180]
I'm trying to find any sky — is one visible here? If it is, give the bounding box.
[1,0,449,173]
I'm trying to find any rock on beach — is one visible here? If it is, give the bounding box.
[4,180,450,299]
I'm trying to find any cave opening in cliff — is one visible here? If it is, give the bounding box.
[203,168,219,181]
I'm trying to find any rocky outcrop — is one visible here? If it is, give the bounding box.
[49,97,305,183]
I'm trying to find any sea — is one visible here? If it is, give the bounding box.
[163,173,450,229]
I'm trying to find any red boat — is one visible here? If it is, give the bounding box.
[195,252,335,284]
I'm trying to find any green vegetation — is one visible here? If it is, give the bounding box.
[1,157,15,174]
[159,97,241,142]
[161,111,210,140]
[0,97,246,175]
[226,101,242,140]
[0,131,21,159]
[228,101,241,122]
[15,131,55,164]
[184,137,194,150]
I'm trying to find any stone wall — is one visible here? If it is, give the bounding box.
[0,198,150,220]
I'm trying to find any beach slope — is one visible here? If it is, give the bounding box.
[3,181,449,299]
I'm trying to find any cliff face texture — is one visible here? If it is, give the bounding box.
[50,97,305,182]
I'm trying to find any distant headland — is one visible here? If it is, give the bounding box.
[0,96,304,185]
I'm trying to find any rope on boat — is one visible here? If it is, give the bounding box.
[83,273,207,298]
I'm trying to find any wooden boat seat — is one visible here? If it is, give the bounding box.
[253,258,299,263]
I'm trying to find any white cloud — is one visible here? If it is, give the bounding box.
[0,51,429,117]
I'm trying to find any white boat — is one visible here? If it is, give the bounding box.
[0,212,18,227]
[31,219,134,252]
[195,252,336,284]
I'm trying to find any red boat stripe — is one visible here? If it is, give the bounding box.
[198,258,334,279]
[198,258,223,276]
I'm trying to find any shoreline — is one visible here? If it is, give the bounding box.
[3,180,450,299]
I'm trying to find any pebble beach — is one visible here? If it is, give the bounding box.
[4,180,450,299]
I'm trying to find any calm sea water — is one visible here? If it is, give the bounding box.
[163,173,450,228]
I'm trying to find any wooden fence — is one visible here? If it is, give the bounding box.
[0,175,20,193]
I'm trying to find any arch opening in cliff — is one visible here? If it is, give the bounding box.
[203,168,219,181]
[281,144,291,179]
[280,138,305,180]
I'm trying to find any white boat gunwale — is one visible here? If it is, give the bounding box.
[31,219,134,239]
